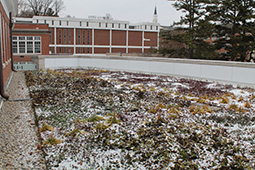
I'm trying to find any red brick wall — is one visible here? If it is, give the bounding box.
[50,47,55,54]
[112,48,126,53]
[94,30,110,45]
[128,31,142,46]
[94,48,110,54]
[128,48,142,53]
[144,32,157,47]
[112,30,126,46]
[0,2,12,85]
[13,55,32,62]
[3,64,11,85]
[14,24,49,30]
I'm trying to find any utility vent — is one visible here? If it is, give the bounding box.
[14,62,37,71]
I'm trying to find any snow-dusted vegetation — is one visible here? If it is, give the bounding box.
[25,69,254,169]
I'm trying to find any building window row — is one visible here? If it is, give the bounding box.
[50,20,90,27]
[13,36,41,54]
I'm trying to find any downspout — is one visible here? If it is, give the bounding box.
[9,12,16,72]
[0,33,9,100]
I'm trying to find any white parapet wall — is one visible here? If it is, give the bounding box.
[35,55,255,86]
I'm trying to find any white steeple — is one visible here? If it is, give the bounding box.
[153,6,158,23]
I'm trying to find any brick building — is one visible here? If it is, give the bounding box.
[0,0,17,100]
[13,12,160,57]
[12,23,50,63]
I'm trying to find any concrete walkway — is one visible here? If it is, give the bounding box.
[0,72,46,169]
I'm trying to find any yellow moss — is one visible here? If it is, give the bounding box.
[157,103,166,109]
[86,115,105,122]
[250,95,255,100]
[228,104,238,111]
[107,113,121,125]
[202,105,213,113]
[196,97,206,104]
[133,86,141,91]
[187,92,195,97]
[168,113,178,120]
[189,105,196,113]
[181,96,190,101]
[238,97,244,102]
[149,107,158,114]
[224,93,233,97]
[203,94,208,99]
[168,107,180,114]
[44,137,62,145]
[40,123,54,133]
[238,107,246,113]
[232,95,237,100]
[192,106,204,115]
[157,91,165,96]
[209,97,216,101]
[220,97,229,104]
[95,123,109,131]
[244,102,252,108]
[65,129,81,137]
[174,91,181,96]
[149,87,156,91]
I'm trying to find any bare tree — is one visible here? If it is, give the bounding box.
[53,0,65,16]
[18,0,34,17]
[18,0,65,17]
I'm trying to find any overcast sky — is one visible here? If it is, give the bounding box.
[60,0,183,26]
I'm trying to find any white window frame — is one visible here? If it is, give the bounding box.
[12,36,42,54]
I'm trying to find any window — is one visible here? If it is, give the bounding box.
[44,20,46,24]
[145,25,147,30]
[67,21,69,26]
[106,23,108,28]
[27,41,33,53]
[78,29,81,44]
[80,21,82,26]
[69,29,72,44]
[49,32,52,44]
[125,24,127,29]
[34,37,41,53]
[59,21,62,26]
[13,42,17,53]
[112,23,114,28]
[87,22,89,27]
[118,23,120,28]
[19,37,25,53]
[64,29,67,44]
[59,29,62,44]
[87,30,90,45]
[52,20,54,25]
[99,22,101,27]
[151,25,153,30]
[83,29,85,45]
[12,36,41,54]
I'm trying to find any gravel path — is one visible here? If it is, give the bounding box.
[0,72,46,169]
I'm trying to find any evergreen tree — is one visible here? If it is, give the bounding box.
[205,0,255,61]
[161,0,218,59]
